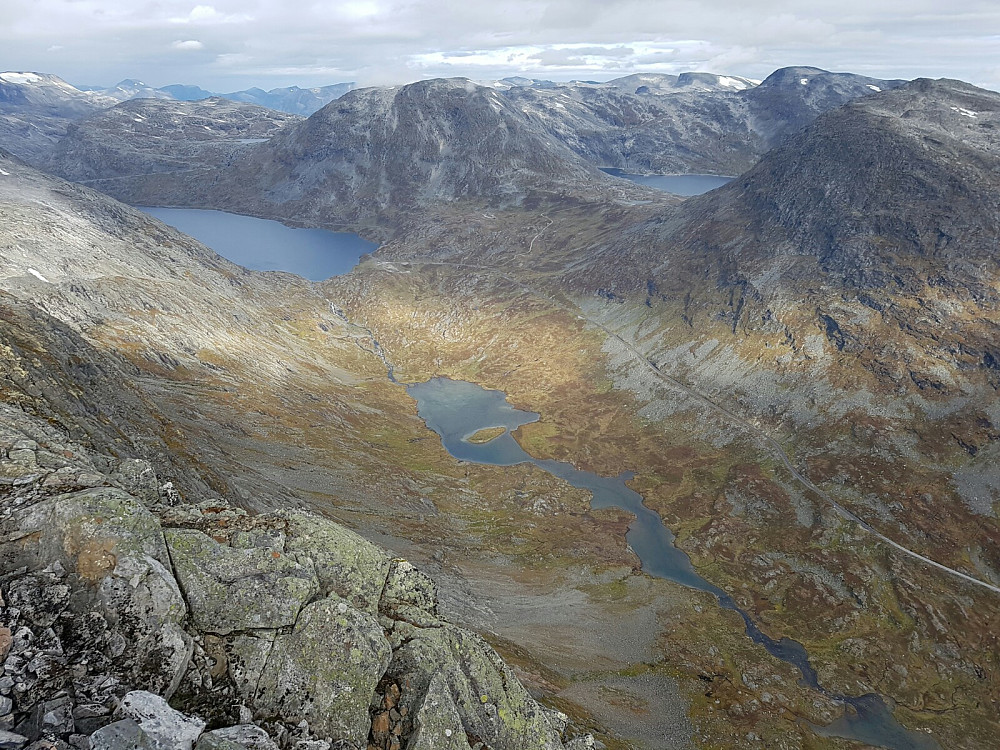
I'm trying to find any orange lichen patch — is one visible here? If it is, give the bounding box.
[76,540,118,581]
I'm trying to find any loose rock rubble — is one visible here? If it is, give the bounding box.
[0,405,597,749]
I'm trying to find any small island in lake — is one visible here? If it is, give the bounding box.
[466,426,507,444]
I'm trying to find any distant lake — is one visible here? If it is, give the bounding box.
[138,207,377,281]
[601,168,733,196]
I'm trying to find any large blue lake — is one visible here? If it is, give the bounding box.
[138,207,377,281]
[601,168,733,196]
[407,376,940,750]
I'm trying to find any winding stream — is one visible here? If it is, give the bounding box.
[407,376,940,750]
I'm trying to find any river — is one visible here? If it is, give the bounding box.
[407,376,940,750]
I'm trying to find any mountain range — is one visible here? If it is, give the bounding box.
[1,61,998,750]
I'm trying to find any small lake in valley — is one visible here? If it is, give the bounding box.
[138,207,377,281]
[407,376,940,750]
[601,168,733,196]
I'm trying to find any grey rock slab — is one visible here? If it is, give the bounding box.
[6,451,35,467]
[226,632,276,702]
[406,672,467,750]
[40,695,74,734]
[254,597,391,745]
[390,624,564,750]
[89,719,154,750]
[279,510,390,615]
[164,529,318,635]
[0,730,27,750]
[381,559,438,614]
[195,725,278,750]
[119,691,205,750]
[0,489,191,697]
[110,459,160,505]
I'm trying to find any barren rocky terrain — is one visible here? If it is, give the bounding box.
[1,68,998,750]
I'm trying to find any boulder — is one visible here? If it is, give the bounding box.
[389,624,564,750]
[254,597,391,745]
[379,559,440,627]
[164,529,318,635]
[0,730,28,750]
[405,673,468,750]
[0,488,191,697]
[195,724,278,750]
[89,719,155,750]
[280,511,390,615]
[225,632,277,701]
[111,459,161,506]
[118,691,205,750]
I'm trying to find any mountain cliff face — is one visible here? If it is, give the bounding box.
[40,98,300,186]
[70,77,655,233]
[0,72,115,163]
[216,78,627,224]
[550,77,1000,575]
[680,78,1000,289]
[503,66,906,174]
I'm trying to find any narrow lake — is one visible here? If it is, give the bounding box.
[601,168,733,196]
[138,207,377,281]
[407,376,940,750]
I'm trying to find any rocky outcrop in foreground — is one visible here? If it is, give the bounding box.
[0,404,593,750]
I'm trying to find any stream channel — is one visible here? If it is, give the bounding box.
[407,376,940,750]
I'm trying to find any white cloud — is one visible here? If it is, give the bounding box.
[0,0,995,91]
[172,39,205,51]
[170,5,252,25]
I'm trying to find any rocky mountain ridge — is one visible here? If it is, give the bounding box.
[49,77,661,235]
[502,66,907,174]
[0,72,348,165]
[0,403,590,750]
[10,72,355,116]
[0,152,595,750]
[40,98,300,187]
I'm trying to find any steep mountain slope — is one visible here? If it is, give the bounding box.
[0,148,606,749]
[0,71,114,162]
[0,149,697,749]
[504,66,906,174]
[744,66,909,148]
[70,77,659,233]
[548,77,1000,581]
[41,97,300,186]
[684,77,1000,288]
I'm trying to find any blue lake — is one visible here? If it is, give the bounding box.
[601,168,733,196]
[138,207,377,281]
[407,376,940,750]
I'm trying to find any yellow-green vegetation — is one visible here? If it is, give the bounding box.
[467,426,506,444]
[323,253,1000,750]
[61,198,998,749]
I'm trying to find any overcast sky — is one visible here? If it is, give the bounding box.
[2,0,998,92]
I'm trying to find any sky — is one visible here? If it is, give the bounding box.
[1,0,999,92]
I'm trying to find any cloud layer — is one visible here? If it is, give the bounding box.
[1,0,998,91]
